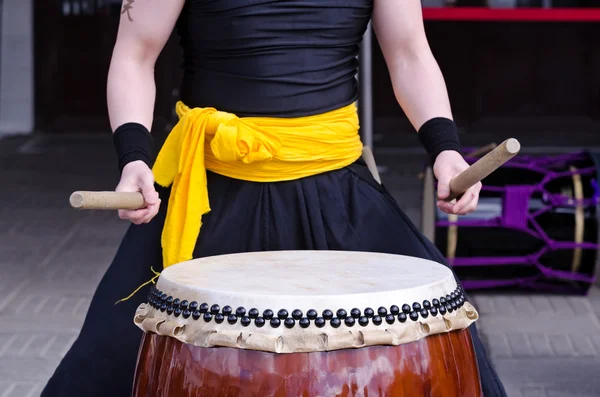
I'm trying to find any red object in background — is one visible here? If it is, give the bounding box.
[422,7,600,22]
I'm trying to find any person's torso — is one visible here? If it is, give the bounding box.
[177,0,373,117]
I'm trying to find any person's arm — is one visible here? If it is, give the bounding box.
[108,0,185,224]
[371,0,452,130]
[107,0,185,131]
[372,0,480,215]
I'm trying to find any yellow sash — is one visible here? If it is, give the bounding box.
[152,101,363,268]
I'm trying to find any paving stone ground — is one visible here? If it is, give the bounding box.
[1,133,599,396]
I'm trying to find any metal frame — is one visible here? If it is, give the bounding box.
[358,22,373,149]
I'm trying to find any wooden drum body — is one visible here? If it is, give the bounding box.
[132,251,482,396]
[422,150,600,294]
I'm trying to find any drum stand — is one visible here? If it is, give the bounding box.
[422,147,599,294]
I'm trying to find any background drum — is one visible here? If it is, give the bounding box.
[132,251,482,396]
[422,149,600,294]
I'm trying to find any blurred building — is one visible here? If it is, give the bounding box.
[0,0,183,141]
[0,0,34,137]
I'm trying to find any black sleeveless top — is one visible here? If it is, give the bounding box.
[176,0,373,117]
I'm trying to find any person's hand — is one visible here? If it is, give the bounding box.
[115,160,161,224]
[433,150,481,215]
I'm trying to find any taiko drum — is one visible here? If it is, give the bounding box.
[132,251,482,396]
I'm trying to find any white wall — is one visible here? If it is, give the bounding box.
[0,0,34,137]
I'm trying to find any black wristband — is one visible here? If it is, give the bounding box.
[417,117,462,164]
[112,122,154,174]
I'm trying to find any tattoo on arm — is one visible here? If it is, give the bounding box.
[122,0,135,22]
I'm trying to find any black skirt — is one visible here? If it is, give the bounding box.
[41,160,507,396]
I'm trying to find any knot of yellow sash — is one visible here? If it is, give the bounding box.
[153,101,362,268]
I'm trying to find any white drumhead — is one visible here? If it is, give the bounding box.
[160,250,455,311]
[135,251,478,353]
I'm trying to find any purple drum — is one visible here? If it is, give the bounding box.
[421,150,600,294]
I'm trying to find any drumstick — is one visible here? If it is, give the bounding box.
[464,142,497,158]
[70,138,520,210]
[445,138,520,202]
[417,142,496,180]
[69,191,146,210]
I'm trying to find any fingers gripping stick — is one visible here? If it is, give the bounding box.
[69,138,520,210]
[69,191,146,210]
[445,138,521,202]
